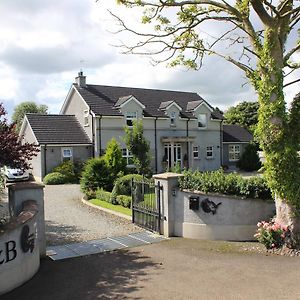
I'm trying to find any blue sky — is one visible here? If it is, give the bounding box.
[0,0,298,118]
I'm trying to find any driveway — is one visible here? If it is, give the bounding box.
[2,238,300,300]
[44,184,140,246]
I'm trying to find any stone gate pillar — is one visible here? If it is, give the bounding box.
[153,172,182,237]
[7,182,46,257]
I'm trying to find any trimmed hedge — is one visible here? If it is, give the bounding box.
[116,195,132,208]
[95,188,132,208]
[53,161,78,183]
[95,188,113,203]
[179,169,272,200]
[44,172,68,185]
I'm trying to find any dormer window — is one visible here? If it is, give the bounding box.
[84,109,89,126]
[170,111,176,126]
[198,114,207,128]
[126,111,137,127]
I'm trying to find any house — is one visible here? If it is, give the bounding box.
[222,124,253,170]
[20,72,254,179]
[60,72,223,173]
[19,114,92,181]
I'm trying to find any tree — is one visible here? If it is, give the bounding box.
[12,101,48,133]
[108,0,300,245]
[237,142,262,171]
[0,103,38,171]
[124,120,151,175]
[104,138,126,178]
[224,101,259,133]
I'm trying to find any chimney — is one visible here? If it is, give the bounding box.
[75,71,86,88]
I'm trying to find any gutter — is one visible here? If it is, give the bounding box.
[43,144,47,179]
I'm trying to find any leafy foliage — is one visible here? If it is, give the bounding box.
[95,188,113,203]
[237,142,262,172]
[52,160,79,183]
[80,157,114,198]
[103,138,126,178]
[0,103,38,170]
[179,169,272,200]
[43,172,68,185]
[254,220,288,249]
[224,101,259,133]
[124,120,151,175]
[12,101,48,133]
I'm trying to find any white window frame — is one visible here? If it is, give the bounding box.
[126,111,137,127]
[122,148,134,166]
[206,146,214,159]
[193,146,199,159]
[83,109,89,127]
[62,147,73,162]
[198,114,207,129]
[229,144,241,161]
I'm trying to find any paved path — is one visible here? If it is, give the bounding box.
[44,185,140,246]
[3,238,300,300]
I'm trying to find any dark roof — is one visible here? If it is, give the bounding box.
[26,114,92,145]
[74,84,222,120]
[223,125,253,143]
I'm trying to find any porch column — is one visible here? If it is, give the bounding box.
[170,141,174,168]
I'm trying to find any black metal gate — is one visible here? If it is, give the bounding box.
[131,180,162,234]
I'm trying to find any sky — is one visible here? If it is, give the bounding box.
[0,0,298,118]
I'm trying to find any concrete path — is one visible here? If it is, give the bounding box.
[44,184,140,246]
[2,238,300,300]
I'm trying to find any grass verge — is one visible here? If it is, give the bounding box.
[89,199,132,216]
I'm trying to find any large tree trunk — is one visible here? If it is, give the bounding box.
[275,196,300,248]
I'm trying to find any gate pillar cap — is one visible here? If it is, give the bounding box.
[153,172,184,180]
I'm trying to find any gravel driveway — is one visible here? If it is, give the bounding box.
[44,184,140,246]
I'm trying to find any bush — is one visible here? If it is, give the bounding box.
[237,142,262,171]
[44,172,68,185]
[254,220,288,249]
[53,161,78,183]
[95,188,113,203]
[80,157,114,198]
[179,169,272,200]
[112,174,145,196]
[116,195,132,208]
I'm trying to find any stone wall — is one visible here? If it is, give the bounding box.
[153,173,275,241]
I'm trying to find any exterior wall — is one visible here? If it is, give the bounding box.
[63,88,93,140]
[153,173,275,241]
[222,143,249,169]
[20,121,42,180]
[94,105,222,173]
[41,145,92,178]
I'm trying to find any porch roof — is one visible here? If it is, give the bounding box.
[161,136,195,143]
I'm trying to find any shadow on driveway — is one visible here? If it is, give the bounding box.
[2,250,159,300]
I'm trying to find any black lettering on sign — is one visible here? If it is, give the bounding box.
[5,241,17,262]
[20,225,35,253]
[0,249,4,264]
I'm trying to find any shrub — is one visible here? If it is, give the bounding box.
[112,174,145,196]
[44,172,68,185]
[237,142,262,171]
[80,157,113,198]
[116,195,132,208]
[254,220,288,249]
[179,169,272,200]
[104,138,126,178]
[95,188,113,203]
[53,161,77,183]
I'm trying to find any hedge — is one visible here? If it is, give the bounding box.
[179,169,272,200]
[43,172,68,185]
[95,188,132,208]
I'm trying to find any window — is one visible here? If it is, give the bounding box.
[206,146,214,159]
[193,146,199,159]
[83,110,89,126]
[62,148,72,162]
[229,145,240,161]
[198,114,207,128]
[126,111,137,127]
[170,111,176,126]
[122,148,134,166]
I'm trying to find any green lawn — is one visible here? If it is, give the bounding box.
[89,199,132,216]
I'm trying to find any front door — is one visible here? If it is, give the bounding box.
[164,143,182,169]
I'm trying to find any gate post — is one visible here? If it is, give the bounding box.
[153,173,183,237]
[7,182,46,257]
